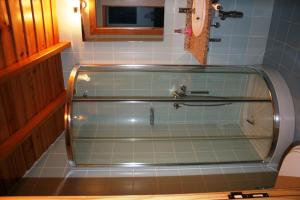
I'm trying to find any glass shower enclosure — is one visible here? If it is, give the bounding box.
[65,65,278,167]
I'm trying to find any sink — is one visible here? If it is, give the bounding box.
[192,0,207,37]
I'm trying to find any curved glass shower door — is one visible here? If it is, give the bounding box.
[66,65,276,166]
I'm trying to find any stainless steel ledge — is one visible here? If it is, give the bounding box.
[72,96,272,103]
[72,135,273,142]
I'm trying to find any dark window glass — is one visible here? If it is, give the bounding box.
[108,7,137,24]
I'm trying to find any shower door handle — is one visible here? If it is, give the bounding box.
[189,90,210,95]
[150,107,154,126]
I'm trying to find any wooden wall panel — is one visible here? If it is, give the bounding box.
[0,0,68,195]
[41,0,54,47]
[0,82,21,135]
[0,148,27,192]
[0,0,17,66]
[0,180,6,195]
[9,78,28,129]
[36,64,48,108]
[50,0,59,44]
[7,0,27,60]
[20,69,38,120]
[21,137,37,169]
[43,60,55,102]
[31,128,45,159]
[0,56,66,194]
[1,0,60,68]
[0,45,4,69]
[20,0,38,56]
[0,97,10,143]
[32,0,47,51]
[31,65,44,110]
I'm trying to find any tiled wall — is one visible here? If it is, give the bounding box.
[208,0,274,65]
[73,70,251,125]
[57,0,274,86]
[57,0,192,86]
[263,0,300,141]
[75,71,249,97]
[72,69,270,127]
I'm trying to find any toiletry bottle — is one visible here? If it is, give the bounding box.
[174,27,192,36]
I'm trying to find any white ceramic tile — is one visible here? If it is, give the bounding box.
[171,34,186,53]
[247,37,268,55]
[164,13,175,34]
[93,52,114,64]
[152,36,173,53]
[171,53,191,64]
[164,0,175,14]
[61,52,75,71]
[39,167,67,178]
[113,42,135,53]
[113,52,134,64]
[133,53,152,64]
[253,0,275,17]
[152,53,172,64]
[250,17,272,37]
[132,41,153,53]
[78,52,93,64]
[94,42,114,53]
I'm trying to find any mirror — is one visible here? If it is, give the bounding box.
[81,0,165,41]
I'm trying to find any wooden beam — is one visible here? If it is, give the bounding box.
[0,188,300,199]
[0,42,70,84]
[0,91,66,164]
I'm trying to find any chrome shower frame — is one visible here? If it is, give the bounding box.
[65,64,280,167]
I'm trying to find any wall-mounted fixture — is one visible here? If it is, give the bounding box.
[73,0,87,13]
[211,0,243,20]
[73,0,80,13]
[210,22,220,28]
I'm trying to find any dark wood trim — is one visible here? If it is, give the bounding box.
[102,5,106,26]
[91,27,164,35]
[100,0,165,7]
[88,0,163,36]
[0,91,66,164]
[0,42,70,84]
[89,0,97,35]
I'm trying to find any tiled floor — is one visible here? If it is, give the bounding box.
[9,133,278,196]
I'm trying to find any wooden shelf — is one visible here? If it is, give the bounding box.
[0,42,71,84]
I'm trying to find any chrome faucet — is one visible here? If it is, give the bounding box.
[211,0,243,20]
[171,85,187,98]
